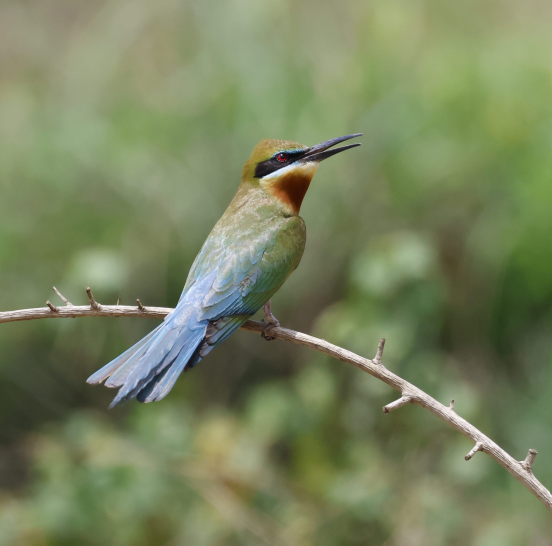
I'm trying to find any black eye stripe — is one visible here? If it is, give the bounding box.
[254,151,305,178]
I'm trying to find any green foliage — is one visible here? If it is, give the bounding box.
[1,0,552,543]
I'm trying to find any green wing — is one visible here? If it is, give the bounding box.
[187,215,305,319]
[177,214,305,362]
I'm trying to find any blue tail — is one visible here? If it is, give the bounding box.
[87,271,232,407]
[87,304,209,406]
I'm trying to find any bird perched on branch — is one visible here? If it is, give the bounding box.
[87,133,362,406]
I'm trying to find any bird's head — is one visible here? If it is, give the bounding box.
[242,133,362,215]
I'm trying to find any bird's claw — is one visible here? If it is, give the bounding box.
[261,319,279,341]
[261,300,280,341]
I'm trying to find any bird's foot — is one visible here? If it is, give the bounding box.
[261,300,280,341]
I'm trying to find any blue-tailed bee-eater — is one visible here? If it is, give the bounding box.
[88,133,362,406]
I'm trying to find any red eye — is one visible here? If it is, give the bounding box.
[276,153,287,162]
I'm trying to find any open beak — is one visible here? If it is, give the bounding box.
[300,133,362,162]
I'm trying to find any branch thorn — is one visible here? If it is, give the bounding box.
[465,442,484,461]
[136,299,145,312]
[52,286,73,307]
[449,399,455,410]
[374,338,386,365]
[46,301,59,313]
[383,394,412,414]
[117,298,121,305]
[520,449,538,472]
[86,287,101,310]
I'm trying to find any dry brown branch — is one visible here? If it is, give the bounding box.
[53,286,73,306]
[383,394,413,414]
[465,442,484,461]
[521,449,538,473]
[0,286,551,512]
[46,301,59,313]
[374,338,385,365]
[86,287,101,310]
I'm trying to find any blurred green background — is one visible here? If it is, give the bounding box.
[1,0,552,544]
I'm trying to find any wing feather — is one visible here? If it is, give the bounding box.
[196,217,306,323]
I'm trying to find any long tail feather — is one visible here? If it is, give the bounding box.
[105,327,169,388]
[136,349,190,403]
[86,326,162,385]
[108,322,206,408]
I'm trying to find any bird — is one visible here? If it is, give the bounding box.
[87,133,362,407]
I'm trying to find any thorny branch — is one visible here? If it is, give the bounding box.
[0,287,551,513]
